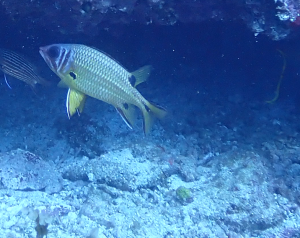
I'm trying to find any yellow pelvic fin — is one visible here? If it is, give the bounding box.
[116,103,136,129]
[142,101,167,135]
[131,65,153,87]
[66,89,87,118]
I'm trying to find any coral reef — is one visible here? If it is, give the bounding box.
[1,144,300,237]
[0,0,299,40]
[176,186,192,203]
[0,149,63,194]
[0,4,300,236]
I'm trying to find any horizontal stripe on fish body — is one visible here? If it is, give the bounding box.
[0,49,50,87]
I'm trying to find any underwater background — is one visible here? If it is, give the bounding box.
[1,0,300,237]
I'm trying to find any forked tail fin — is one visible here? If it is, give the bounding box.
[142,102,167,134]
[37,76,52,87]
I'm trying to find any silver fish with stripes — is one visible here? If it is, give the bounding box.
[39,44,166,134]
[0,48,50,89]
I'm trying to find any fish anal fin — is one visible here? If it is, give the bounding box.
[115,104,136,129]
[130,65,153,87]
[66,89,87,118]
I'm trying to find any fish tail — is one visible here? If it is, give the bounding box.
[29,81,37,90]
[29,82,38,95]
[142,101,167,134]
[131,65,153,87]
[38,76,52,87]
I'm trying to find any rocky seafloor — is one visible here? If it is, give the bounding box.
[1,68,300,237]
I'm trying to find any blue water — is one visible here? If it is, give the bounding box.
[1,3,300,238]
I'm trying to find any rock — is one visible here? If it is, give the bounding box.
[0,149,63,194]
[61,148,164,191]
[0,0,299,40]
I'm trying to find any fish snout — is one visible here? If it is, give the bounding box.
[39,46,47,52]
[39,44,73,73]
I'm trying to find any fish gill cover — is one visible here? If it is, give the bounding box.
[0,0,300,238]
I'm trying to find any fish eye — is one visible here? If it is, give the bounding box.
[47,46,60,59]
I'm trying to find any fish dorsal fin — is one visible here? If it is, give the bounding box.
[130,65,153,87]
[58,80,68,88]
[66,88,87,119]
[115,103,136,129]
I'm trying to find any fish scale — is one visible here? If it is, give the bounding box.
[73,50,132,104]
[40,44,167,134]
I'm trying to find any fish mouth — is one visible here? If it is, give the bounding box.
[39,46,49,60]
[39,46,47,62]
[39,46,46,53]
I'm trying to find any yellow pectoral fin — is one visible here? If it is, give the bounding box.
[66,89,87,118]
[57,80,68,88]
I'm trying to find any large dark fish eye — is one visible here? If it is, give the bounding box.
[47,46,60,59]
